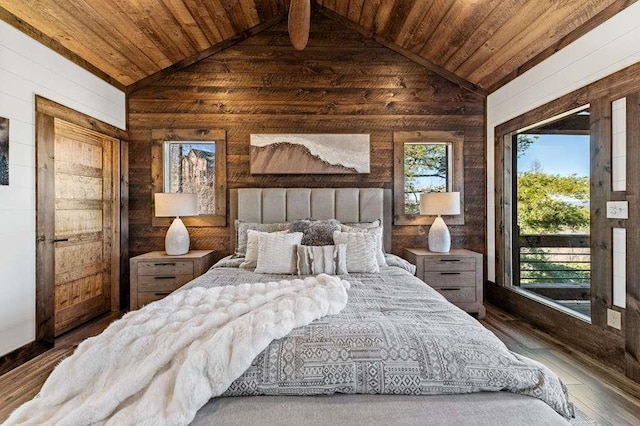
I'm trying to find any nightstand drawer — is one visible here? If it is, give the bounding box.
[423,271,476,287]
[137,274,194,292]
[130,250,216,311]
[423,257,476,272]
[137,261,194,276]
[404,248,485,318]
[433,286,476,303]
[137,291,173,307]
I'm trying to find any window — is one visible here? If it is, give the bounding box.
[163,141,216,215]
[403,142,452,214]
[393,131,464,225]
[500,106,592,320]
[151,129,227,227]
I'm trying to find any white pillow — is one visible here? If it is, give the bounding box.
[340,225,386,266]
[297,244,348,275]
[332,231,380,273]
[255,232,304,274]
[240,229,287,269]
[234,220,290,257]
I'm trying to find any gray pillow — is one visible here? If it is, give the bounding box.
[297,244,348,275]
[340,219,381,231]
[384,253,417,275]
[234,220,290,257]
[289,219,340,246]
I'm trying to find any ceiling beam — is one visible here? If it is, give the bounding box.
[126,13,287,95]
[314,4,487,98]
[0,5,126,92]
[485,0,638,94]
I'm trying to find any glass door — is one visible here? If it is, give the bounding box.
[512,107,591,319]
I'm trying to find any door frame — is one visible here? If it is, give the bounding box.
[35,96,128,346]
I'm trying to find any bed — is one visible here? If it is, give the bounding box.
[187,188,574,425]
[6,188,577,426]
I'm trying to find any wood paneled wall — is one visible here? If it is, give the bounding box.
[127,14,486,262]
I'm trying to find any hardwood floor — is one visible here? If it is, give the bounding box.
[0,310,122,420]
[480,306,640,425]
[1,305,640,424]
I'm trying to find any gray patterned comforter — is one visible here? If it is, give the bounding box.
[182,261,574,419]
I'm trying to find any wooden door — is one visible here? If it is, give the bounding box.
[53,119,115,335]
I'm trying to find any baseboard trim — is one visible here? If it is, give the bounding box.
[0,340,53,376]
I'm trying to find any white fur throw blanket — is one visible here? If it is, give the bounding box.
[6,274,350,426]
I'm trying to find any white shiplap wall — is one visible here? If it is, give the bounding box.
[0,20,126,356]
[486,2,640,281]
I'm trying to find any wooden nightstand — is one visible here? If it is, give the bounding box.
[129,250,216,310]
[404,248,485,319]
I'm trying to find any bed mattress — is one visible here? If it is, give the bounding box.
[193,393,570,425]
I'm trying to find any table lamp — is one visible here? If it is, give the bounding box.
[420,192,461,253]
[154,193,199,255]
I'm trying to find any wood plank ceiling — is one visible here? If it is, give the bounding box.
[0,0,633,93]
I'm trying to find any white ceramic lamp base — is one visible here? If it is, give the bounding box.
[165,217,190,255]
[428,216,451,253]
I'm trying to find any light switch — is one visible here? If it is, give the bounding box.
[607,201,628,219]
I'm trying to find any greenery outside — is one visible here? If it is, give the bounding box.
[516,134,590,287]
[403,143,448,214]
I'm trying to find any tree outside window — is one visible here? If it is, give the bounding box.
[403,143,450,214]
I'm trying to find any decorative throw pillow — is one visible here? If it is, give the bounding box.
[297,244,348,275]
[340,219,381,230]
[339,224,386,266]
[289,219,341,246]
[383,253,417,275]
[234,220,290,257]
[255,232,304,274]
[240,229,287,269]
[332,231,380,274]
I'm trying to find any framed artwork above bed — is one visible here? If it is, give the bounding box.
[250,133,370,174]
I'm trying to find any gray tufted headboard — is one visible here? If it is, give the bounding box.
[230,188,392,252]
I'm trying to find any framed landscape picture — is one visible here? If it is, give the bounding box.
[0,117,8,186]
[250,134,370,174]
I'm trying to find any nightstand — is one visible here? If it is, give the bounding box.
[129,250,216,310]
[404,248,485,319]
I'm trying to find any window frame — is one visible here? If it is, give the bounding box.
[151,128,227,227]
[393,131,464,226]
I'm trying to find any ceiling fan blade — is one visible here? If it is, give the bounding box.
[288,0,310,50]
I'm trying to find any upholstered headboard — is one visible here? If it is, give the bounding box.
[230,188,392,252]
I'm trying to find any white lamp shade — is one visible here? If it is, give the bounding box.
[420,192,461,216]
[154,193,199,217]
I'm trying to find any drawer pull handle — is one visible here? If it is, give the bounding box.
[440,272,461,275]
[440,259,461,262]
[53,238,69,243]
[154,276,176,280]
[439,288,461,291]
[154,292,171,296]
[154,262,176,266]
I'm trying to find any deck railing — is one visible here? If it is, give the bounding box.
[517,234,590,298]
